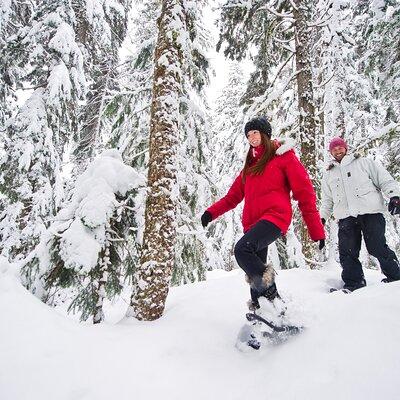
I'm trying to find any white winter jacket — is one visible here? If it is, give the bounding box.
[320,153,400,221]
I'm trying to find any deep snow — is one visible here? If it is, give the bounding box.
[1,260,400,400]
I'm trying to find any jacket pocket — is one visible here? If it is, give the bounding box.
[355,182,377,196]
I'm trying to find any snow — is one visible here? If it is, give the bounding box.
[43,150,144,273]
[1,258,400,400]
[47,62,72,104]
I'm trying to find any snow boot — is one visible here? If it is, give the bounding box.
[246,264,279,310]
[381,277,399,283]
[343,279,366,292]
[246,265,286,323]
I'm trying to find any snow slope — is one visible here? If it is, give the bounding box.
[1,259,400,400]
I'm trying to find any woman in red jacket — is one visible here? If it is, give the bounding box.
[201,117,325,310]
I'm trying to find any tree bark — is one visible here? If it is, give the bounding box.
[293,0,318,265]
[130,0,184,320]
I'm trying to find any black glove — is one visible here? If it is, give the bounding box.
[318,239,325,251]
[388,196,400,215]
[201,211,212,228]
[321,218,326,225]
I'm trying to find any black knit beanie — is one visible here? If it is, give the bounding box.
[244,117,272,138]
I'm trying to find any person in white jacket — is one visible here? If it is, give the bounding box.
[320,137,400,291]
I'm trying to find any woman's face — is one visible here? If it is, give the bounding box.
[246,130,262,147]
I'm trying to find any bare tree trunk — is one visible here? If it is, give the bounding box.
[129,0,184,321]
[293,0,318,265]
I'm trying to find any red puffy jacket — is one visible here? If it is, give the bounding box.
[207,139,325,241]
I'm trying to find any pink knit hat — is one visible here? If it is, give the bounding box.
[329,137,348,152]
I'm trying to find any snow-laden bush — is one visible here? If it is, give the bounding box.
[43,150,144,323]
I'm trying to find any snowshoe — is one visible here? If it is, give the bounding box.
[236,322,262,351]
[329,287,352,294]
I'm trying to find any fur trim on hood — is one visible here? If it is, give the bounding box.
[275,137,296,156]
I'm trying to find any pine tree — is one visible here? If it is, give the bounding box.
[217,0,323,264]
[42,150,144,323]
[106,0,213,288]
[0,0,34,126]
[173,0,212,285]
[0,1,86,293]
[72,0,131,174]
[104,1,160,285]
[128,0,185,321]
[205,62,247,271]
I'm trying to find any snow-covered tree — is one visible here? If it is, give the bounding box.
[72,0,131,174]
[206,62,247,271]
[0,1,86,292]
[128,0,185,321]
[0,0,34,125]
[173,0,213,285]
[106,0,213,288]
[39,150,144,323]
[217,0,323,263]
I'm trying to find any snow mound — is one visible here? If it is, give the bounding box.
[1,265,400,400]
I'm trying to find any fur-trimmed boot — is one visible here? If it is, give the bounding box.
[245,264,280,311]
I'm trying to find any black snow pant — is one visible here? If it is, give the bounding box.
[234,220,281,297]
[338,213,400,287]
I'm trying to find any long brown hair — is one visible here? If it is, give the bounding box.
[242,134,276,182]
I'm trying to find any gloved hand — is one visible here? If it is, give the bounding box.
[388,196,400,215]
[201,211,212,228]
[321,218,326,225]
[318,239,325,251]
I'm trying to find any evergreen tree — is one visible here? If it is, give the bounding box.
[128,0,185,321]
[173,0,213,285]
[0,0,34,126]
[106,0,213,288]
[72,0,131,174]
[42,150,143,323]
[206,62,247,271]
[104,0,159,284]
[0,1,86,294]
[217,0,322,264]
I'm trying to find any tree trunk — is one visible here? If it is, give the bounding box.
[129,0,184,321]
[293,0,318,265]
[73,56,114,175]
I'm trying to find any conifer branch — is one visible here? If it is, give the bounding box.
[259,6,294,20]
[271,53,295,87]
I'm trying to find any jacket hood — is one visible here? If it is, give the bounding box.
[327,153,361,170]
[250,137,295,163]
[275,137,296,155]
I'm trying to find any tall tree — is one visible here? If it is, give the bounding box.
[172,0,212,285]
[0,1,86,293]
[107,0,213,288]
[217,0,321,263]
[72,0,131,174]
[128,0,185,321]
[292,0,319,261]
